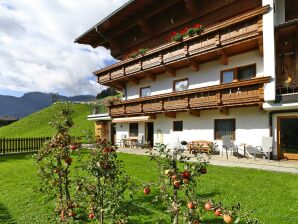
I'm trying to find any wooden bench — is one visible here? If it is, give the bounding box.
[187,140,212,154]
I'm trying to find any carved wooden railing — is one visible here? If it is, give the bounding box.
[96,6,268,85]
[108,77,270,117]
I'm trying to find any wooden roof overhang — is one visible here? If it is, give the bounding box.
[108,76,271,118]
[94,6,269,90]
[74,0,177,49]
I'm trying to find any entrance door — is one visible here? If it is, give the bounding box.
[145,122,154,147]
[277,116,298,160]
[111,123,116,145]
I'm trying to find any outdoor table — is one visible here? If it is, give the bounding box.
[123,138,138,148]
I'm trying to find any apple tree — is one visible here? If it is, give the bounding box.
[36,103,82,223]
[143,143,263,224]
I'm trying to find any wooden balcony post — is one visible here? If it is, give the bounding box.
[258,86,264,100]
[184,44,188,56]
[216,92,222,105]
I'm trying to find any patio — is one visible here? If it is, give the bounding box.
[117,147,298,174]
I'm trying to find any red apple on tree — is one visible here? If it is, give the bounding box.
[182,170,191,179]
[88,213,95,219]
[214,209,221,216]
[187,201,195,209]
[173,180,180,189]
[68,211,75,217]
[69,144,77,150]
[183,178,189,184]
[143,187,151,195]
[223,214,233,223]
[171,174,178,180]
[204,202,212,211]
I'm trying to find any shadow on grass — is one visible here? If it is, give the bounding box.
[0,153,35,162]
[0,203,16,224]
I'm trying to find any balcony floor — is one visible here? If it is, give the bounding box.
[117,147,298,174]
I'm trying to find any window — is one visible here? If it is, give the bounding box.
[238,65,255,81]
[220,64,256,84]
[214,119,235,140]
[129,123,138,137]
[173,121,183,132]
[140,86,151,97]
[221,70,234,84]
[173,79,188,91]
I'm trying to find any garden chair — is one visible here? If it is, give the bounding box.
[245,137,273,161]
[116,134,126,148]
[134,135,150,149]
[222,136,239,159]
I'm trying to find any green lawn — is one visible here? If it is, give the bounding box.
[0,152,297,224]
[0,103,96,138]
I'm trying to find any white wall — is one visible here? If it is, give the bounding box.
[153,107,269,149]
[126,50,264,100]
[262,0,276,101]
[114,106,271,154]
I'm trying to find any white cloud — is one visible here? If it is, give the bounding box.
[0,0,128,96]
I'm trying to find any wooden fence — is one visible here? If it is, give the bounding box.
[0,137,51,154]
[0,137,83,154]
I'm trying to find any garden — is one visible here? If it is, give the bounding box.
[0,104,297,224]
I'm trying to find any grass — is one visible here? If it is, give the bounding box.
[0,103,98,138]
[0,152,297,224]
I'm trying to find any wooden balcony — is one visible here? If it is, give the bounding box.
[108,77,270,117]
[95,6,268,87]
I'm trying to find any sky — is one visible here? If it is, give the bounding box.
[0,0,129,97]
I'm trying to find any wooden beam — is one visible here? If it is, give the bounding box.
[138,19,153,36]
[189,110,200,117]
[218,106,229,115]
[258,35,263,56]
[296,26,298,75]
[148,114,156,119]
[128,77,139,85]
[165,112,176,118]
[188,58,200,71]
[164,66,176,77]
[111,82,124,90]
[217,49,228,65]
[144,72,156,81]
[258,103,264,111]
[184,0,199,18]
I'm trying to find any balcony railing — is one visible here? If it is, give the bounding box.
[108,77,270,117]
[95,6,269,85]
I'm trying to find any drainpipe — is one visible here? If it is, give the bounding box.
[269,109,298,136]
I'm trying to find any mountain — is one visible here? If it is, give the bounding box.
[0,92,95,118]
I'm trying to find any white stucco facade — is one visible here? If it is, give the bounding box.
[125,51,264,100]
[114,106,271,154]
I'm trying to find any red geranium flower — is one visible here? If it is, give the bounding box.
[193,24,202,28]
[180,27,188,35]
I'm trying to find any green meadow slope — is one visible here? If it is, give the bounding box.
[0,103,97,138]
